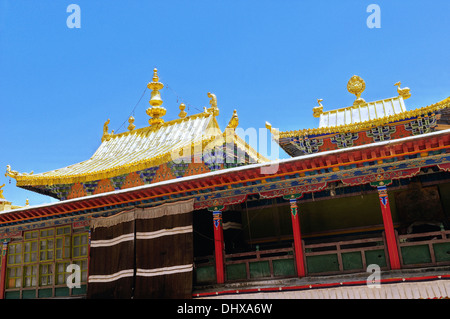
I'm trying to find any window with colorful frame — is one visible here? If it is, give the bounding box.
[72,233,89,259]
[7,242,22,266]
[7,266,22,288]
[24,238,38,264]
[39,263,53,286]
[4,225,90,298]
[23,264,37,288]
[56,226,71,260]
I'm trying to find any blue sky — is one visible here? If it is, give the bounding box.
[1,0,449,206]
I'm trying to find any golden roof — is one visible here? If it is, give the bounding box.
[6,70,269,187]
[267,76,450,138]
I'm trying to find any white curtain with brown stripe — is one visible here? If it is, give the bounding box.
[87,199,194,299]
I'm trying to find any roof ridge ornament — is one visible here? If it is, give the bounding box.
[313,99,324,118]
[128,116,136,131]
[207,92,219,116]
[226,109,239,130]
[394,81,411,99]
[102,119,114,142]
[146,68,166,127]
[347,75,366,107]
[178,103,187,118]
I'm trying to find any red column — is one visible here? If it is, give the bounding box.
[286,195,306,277]
[376,185,401,270]
[212,211,225,284]
[0,240,9,299]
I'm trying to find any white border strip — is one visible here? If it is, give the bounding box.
[90,225,193,248]
[136,264,193,277]
[88,269,134,283]
[223,222,242,230]
[90,233,134,248]
[136,226,192,240]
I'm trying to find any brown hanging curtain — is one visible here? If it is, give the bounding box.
[134,200,194,299]
[87,209,136,299]
[87,199,194,299]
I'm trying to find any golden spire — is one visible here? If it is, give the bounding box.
[178,103,187,118]
[0,184,5,199]
[146,68,166,126]
[347,75,366,106]
[128,116,135,131]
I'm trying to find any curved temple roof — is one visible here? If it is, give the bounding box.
[267,75,450,139]
[5,69,269,191]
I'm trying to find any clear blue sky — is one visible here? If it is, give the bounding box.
[1,0,449,206]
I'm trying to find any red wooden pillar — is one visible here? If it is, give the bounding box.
[284,194,306,277]
[212,208,225,284]
[376,184,401,270]
[0,240,9,299]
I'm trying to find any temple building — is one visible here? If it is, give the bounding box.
[1,72,450,299]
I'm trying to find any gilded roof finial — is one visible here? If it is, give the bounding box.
[102,119,113,142]
[394,81,411,99]
[179,103,187,118]
[226,109,239,130]
[25,199,29,206]
[128,116,135,131]
[265,121,279,139]
[146,68,166,126]
[347,75,366,107]
[0,184,5,199]
[5,165,19,178]
[207,92,219,116]
[313,99,324,118]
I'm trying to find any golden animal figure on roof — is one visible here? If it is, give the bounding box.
[5,165,19,177]
[226,109,239,130]
[394,81,411,100]
[207,92,219,116]
[313,99,324,118]
[102,119,113,142]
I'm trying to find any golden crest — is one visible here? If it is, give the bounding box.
[347,75,366,106]
[347,75,365,95]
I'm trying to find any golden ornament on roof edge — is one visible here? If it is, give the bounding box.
[207,92,219,116]
[128,116,136,131]
[394,81,411,100]
[147,68,166,126]
[347,75,366,106]
[178,103,187,119]
[313,99,324,118]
